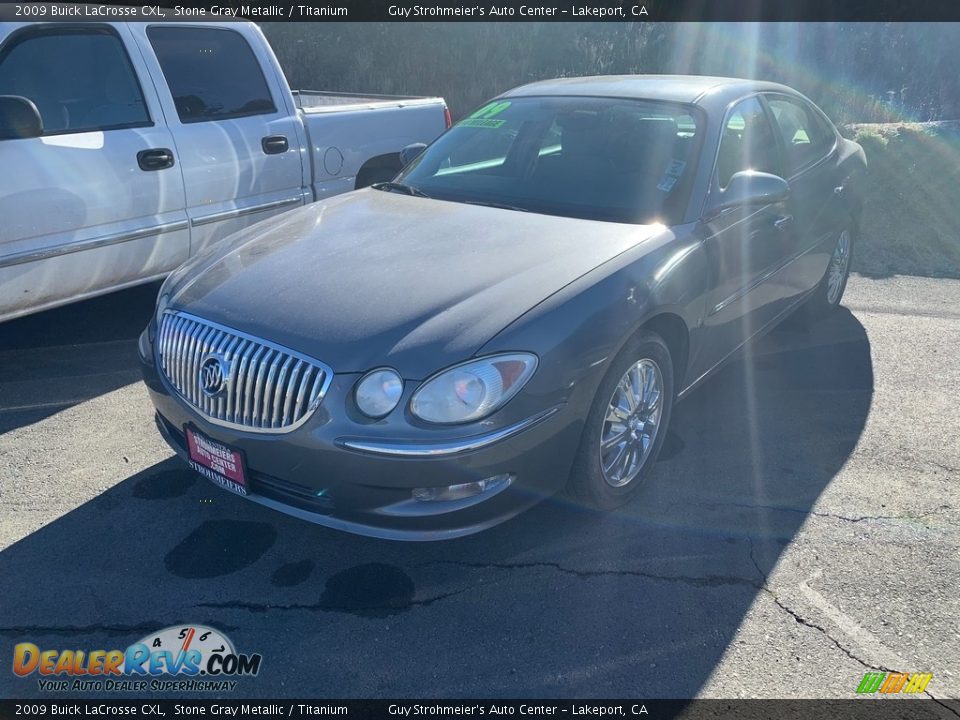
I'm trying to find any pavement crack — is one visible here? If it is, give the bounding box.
[763,590,892,672]
[420,559,759,589]
[196,589,466,614]
[925,693,960,718]
[749,537,898,675]
[716,500,954,526]
[930,461,960,475]
[0,621,236,637]
[746,536,767,585]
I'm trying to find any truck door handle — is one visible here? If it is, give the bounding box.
[137,148,175,171]
[261,135,288,155]
[773,214,794,231]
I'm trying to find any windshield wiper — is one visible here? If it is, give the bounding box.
[371,181,430,198]
[462,199,531,213]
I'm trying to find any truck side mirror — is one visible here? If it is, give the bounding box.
[399,143,428,167]
[0,95,43,141]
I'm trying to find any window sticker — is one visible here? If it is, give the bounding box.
[469,101,511,119]
[657,159,686,192]
[458,118,507,129]
[657,175,679,193]
[456,100,512,129]
[665,159,687,177]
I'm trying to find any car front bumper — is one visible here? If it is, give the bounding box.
[140,329,583,541]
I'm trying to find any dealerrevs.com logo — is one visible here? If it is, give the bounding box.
[13,625,262,693]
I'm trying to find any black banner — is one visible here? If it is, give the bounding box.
[1,700,959,720]
[3,0,960,22]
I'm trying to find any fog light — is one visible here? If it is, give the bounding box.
[413,474,513,503]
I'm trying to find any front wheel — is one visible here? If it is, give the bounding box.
[804,227,855,321]
[567,331,674,510]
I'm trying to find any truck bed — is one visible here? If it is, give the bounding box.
[293,90,444,114]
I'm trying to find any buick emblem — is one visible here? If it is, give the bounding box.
[199,354,229,398]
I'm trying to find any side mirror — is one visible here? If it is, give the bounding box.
[399,142,427,167]
[707,171,789,216]
[0,95,43,141]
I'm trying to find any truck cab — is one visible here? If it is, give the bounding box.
[0,20,449,321]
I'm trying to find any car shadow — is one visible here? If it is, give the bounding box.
[0,308,872,698]
[0,282,160,435]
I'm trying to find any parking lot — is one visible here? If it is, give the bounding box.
[0,274,958,701]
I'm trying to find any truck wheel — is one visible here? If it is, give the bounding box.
[567,331,674,510]
[356,156,402,189]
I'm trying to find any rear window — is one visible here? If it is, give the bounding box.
[148,27,276,123]
[397,96,702,225]
[767,96,836,172]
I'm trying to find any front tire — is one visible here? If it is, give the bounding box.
[568,331,674,510]
[804,227,855,321]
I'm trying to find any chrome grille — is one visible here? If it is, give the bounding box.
[156,312,332,433]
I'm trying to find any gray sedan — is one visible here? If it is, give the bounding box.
[139,75,866,540]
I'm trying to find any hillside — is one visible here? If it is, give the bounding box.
[845,122,960,279]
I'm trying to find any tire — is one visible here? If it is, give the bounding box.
[355,157,402,189]
[567,331,675,510]
[803,226,855,321]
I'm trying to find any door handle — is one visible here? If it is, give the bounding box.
[773,214,794,231]
[137,148,175,171]
[261,135,288,155]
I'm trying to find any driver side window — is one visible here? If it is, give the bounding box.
[716,97,783,189]
[0,27,150,135]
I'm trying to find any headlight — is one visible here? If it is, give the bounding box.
[410,353,538,424]
[355,368,404,418]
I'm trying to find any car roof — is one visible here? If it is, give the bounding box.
[502,75,800,110]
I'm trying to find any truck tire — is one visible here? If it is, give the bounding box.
[356,155,402,189]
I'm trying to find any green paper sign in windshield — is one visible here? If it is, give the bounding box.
[458,100,511,129]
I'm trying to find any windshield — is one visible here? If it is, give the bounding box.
[395,96,701,224]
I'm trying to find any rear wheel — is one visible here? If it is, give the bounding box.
[356,155,402,189]
[568,332,674,510]
[804,227,854,321]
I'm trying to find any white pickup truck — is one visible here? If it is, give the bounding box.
[0,20,450,321]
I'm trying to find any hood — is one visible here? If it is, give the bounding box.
[167,189,664,377]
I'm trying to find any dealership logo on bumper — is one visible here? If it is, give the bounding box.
[199,354,229,398]
[12,625,261,693]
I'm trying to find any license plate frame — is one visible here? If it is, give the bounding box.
[185,425,249,497]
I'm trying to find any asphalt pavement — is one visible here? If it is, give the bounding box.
[0,275,957,701]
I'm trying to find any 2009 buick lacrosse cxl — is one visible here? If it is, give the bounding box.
[140,75,866,540]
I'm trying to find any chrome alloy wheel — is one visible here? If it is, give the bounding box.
[600,358,664,488]
[826,229,852,305]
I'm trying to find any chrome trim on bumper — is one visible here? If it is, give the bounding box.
[335,406,562,458]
